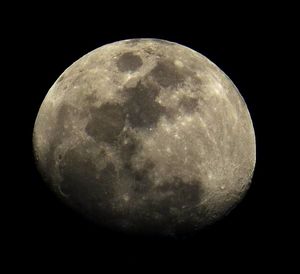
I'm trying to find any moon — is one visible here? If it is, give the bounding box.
[33,39,256,235]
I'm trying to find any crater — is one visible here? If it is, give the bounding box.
[149,59,185,88]
[59,148,96,197]
[123,81,166,128]
[117,52,143,72]
[44,104,74,179]
[85,103,125,144]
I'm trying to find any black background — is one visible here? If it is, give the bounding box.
[6,3,293,272]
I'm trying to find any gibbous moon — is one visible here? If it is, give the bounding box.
[33,39,256,235]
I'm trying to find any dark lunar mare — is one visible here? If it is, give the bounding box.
[149,59,185,88]
[116,52,143,72]
[55,108,205,235]
[85,103,125,144]
[123,81,166,129]
[59,147,118,221]
[58,128,205,234]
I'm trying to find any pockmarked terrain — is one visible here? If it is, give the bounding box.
[33,39,256,235]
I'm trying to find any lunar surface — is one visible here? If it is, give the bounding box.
[33,39,256,235]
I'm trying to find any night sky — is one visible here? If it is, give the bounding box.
[5,3,293,272]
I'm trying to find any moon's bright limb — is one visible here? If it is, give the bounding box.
[33,39,256,235]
